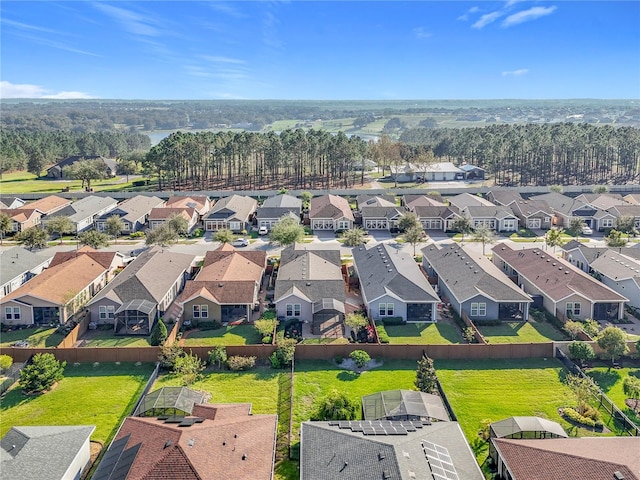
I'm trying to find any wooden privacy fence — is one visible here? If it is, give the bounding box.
[57,314,91,348]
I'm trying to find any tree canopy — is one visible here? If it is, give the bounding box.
[268,216,305,246]
[15,226,48,250]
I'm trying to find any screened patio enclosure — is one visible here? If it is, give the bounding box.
[114,299,157,335]
[362,390,450,422]
[490,416,568,440]
[134,386,207,417]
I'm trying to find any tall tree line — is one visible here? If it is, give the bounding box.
[400,123,640,185]
[0,131,150,175]
[144,129,368,191]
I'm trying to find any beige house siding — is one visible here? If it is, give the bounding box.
[183,298,222,323]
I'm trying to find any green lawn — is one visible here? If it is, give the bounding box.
[292,359,418,442]
[478,320,568,344]
[153,366,282,414]
[181,325,262,346]
[586,366,640,426]
[378,322,462,344]
[0,170,148,194]
[78,330,152,347]
[0,327,65,348]
[0,362,154,444]
[435,358,613,468]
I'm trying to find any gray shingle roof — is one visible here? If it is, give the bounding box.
[0,247,52,286]
[48,195,117,224]
[96,195,164,224]
[1,425,95,480]
[422,243,532,304]
[360,206,406,220]
[448,193,495,209]
[411,206,457,220]
[87,246,194,307]
[487,189,523,206]
[356,195,396,208]
[275,245,345,304]
[590,250,640,282]
[463,205,517,220]
[261,194,302,209]
[300,421,483,480]
[353,243,439,303]
[510,198,555,217]
[529,192,586,216]
[206,194,257,222]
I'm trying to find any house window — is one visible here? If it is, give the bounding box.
[379,303,394,316]
[229,221,241,231]
[470,303,487,316]
[286,304,301,317]
[99,305,114,319]
[200,305,208,318]
[601,219,613,228]
[338,220,350,230]
[193,305,201,318]
[566,302,581,317]
[5,307,20,320]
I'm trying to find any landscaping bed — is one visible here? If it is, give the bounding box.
[0,362,154,444]
[0,326,65,348]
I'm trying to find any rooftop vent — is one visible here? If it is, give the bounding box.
[378,451,386,460]
[188,439,195,447]
[164,440,173,449]
[613,472,625,480]
[242,454,247,461]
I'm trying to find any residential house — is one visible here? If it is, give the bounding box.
[1,425,95,480]
[424,162,465,181]
[165,195,212,221]
[256,194,302,230]
[586,249,640,309]
[491,436,640,480]
[1,247,125,326]
[358,195,405,231]
[606,203,640,229]
[0,197,26,209]
[509,198,555,230]
[460,205,519,232]
[94,195,165,234]
[423,243,532,321]
[86,246,194,335]
[300,420,483,480]
[412,205,460,231]
[623,193,640,205]
[148,207,199,232]
[0,208,42,233]
[486,189,523,207]
[44,196,118,233]
[389,162,419,183]
[459,164,486,180]
[309,194,354,231]
[0,247,52,299]
[275,244,345,336]
[204,194,257,232]
[447,192,495,210]
[562,240,640,273]
[93,389,277,480]
[46,155,117,179]
[27,195,72,216]
[492,244,627,321]
[176,244,266,324]
[401,194,445,209]
[529,192,617,231]
[352,243,439,322]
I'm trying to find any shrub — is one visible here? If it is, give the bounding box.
[375,322,390,344]
[19,353,66,394]
[311,389,358,421]
[260,310,277,320]
[333,355,344,365]
[344,312,368,330]
[0,354,13,373]
[194,320,222,331]
[158,344,184,370]
[262,335,272,344]
[381,316,405,326]
[129,231,145,238]
[227,355,256,371]
[173,352,205,385]
[349,350,371,369]
[271,338,297,369]
[562,407,597,427]
[149,319,168,346]
[254,318,278,337]
[415,355,438,394]
[463,327,477,343]
[208,346,227,369]
[132,180,146,186]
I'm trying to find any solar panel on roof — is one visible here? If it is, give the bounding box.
[92,436,141,480]
[178,418,196,427]
[422,441,460,480]
[363,426,376,435]
[338,421,350,429]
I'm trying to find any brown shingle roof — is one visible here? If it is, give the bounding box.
[178,280,258,305]
[48,246,118,269]
[114,404,276,480]
[309,194,354,221]
[27,195,71,215]
[492,244,627,303]
[197,244,266,282]
[166,196,210,214]
[1,208,40,223]
[148,207,196,220]
[493,437,639,480]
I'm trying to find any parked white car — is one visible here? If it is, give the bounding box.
[258,226,269,236]
[232,238,249,247]
[581,225,593,236]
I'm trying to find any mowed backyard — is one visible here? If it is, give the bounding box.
[587,366,640,425]
[0,362,154,444]
[180,325,263,346]
[376,321,462,344]
[0,327,64,348]
[477,320,568,344]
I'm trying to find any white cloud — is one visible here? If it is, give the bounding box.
[413,27,432,39]
[93,3,160,37]
[201,55,246,65]
[502,6,557,27]
[0,81,95,99]
[457,6,480,21]
[502,69,529,76]
[2,18,64,35]
[472,11,503,29]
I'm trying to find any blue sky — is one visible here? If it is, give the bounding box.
[1,1,638,100]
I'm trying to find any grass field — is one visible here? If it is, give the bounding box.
[0,170,148,194]
[292,359,418,442]
[153,366,283,414]
[0,362,154,444]
[78,330,152,347]
[586,366,640,426]
[378,322,462,344]
[0,327,65,348]
[181,325,262,346]
[478,320,568,343]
